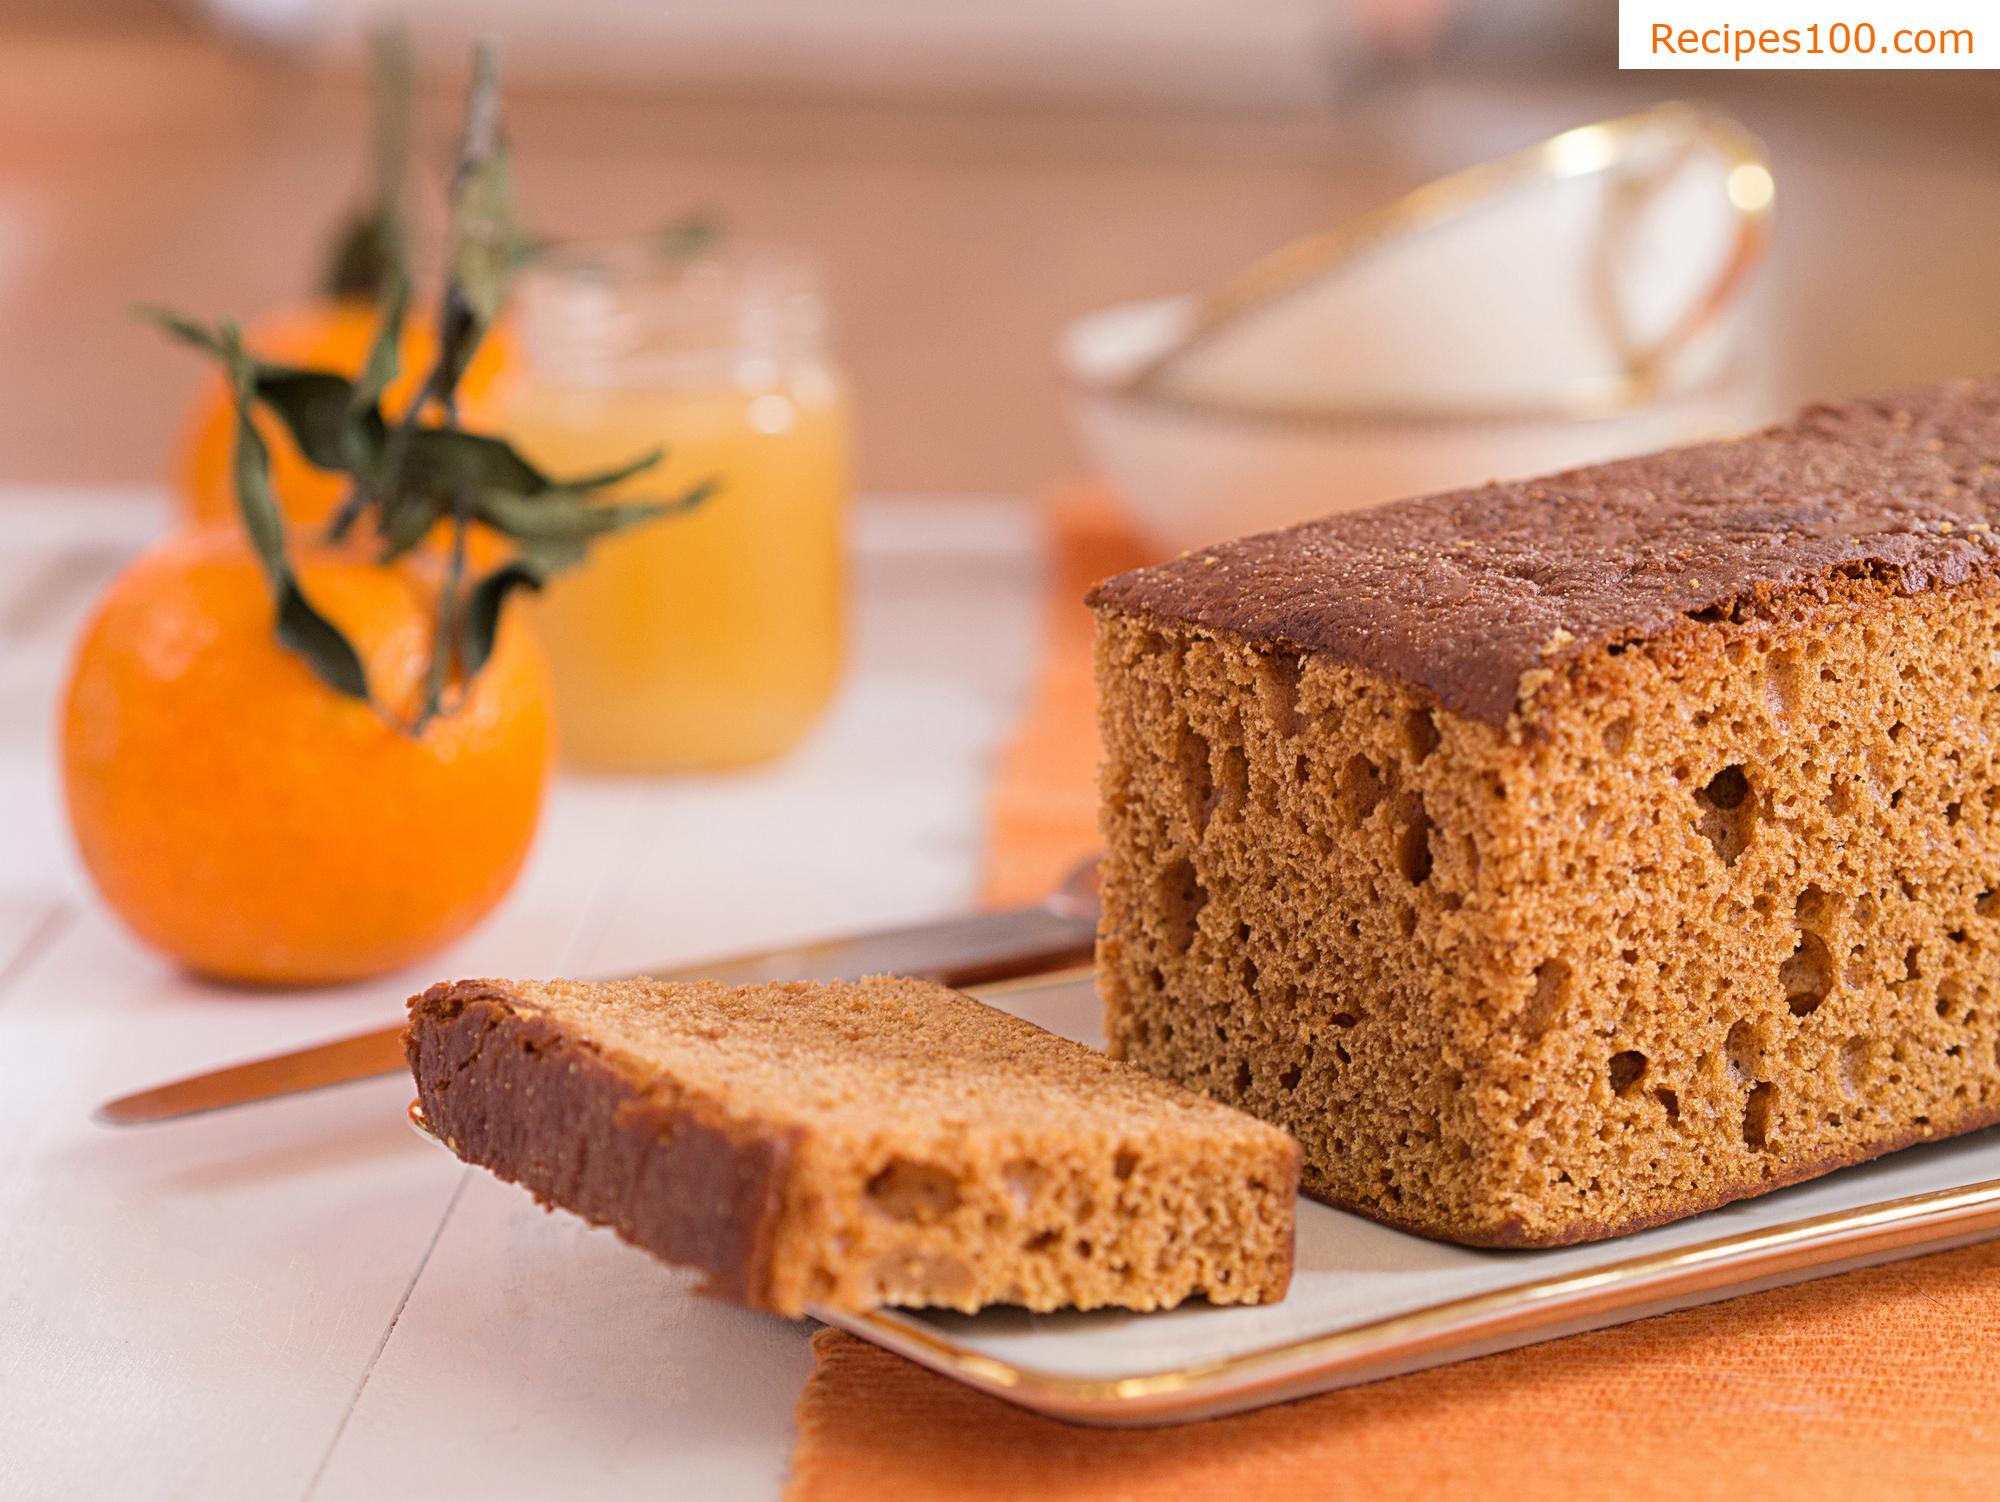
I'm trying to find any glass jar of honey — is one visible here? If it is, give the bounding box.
[496,237,850,771]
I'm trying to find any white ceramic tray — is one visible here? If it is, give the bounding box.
[817,971,2000,1426]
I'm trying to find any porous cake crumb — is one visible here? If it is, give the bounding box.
[407,975,1299,1313]
[1091,377,2000,1246]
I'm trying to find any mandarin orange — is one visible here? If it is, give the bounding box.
[175,300,513,528]
[61,524,552,985]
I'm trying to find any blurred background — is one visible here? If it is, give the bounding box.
[6,0,2000,500]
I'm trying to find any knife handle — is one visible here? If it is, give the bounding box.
[95,876,1103,1125]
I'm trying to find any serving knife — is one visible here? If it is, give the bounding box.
[94,858,1101,1127]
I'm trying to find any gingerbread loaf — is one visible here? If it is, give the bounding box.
[1091,375,2000,1247]
[407,975,1299,1314]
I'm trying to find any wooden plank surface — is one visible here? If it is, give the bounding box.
[0,490,1042,1502]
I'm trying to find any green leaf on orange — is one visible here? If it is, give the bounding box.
[457,536,584,681]
[218,323,371,703]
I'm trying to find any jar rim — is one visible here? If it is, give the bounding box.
[513,232,829,388]
[523,233,817,293]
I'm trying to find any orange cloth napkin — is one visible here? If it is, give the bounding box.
[789,1248,2000,1501]
[785,489,2000,1501]
[979,483,1154,907]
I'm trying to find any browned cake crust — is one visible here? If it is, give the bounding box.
[1091,377,2000,730]
[408,981,796,1303]
[1091,376,2000,1248]
[407,975,1300,1314]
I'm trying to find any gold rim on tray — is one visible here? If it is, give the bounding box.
[407,1100,2000,1426]
[828,1172,2000,1424]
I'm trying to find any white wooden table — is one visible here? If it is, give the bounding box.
[0,490,1045,1502]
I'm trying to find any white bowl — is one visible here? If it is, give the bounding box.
[1056,104,1777,554]
[1059,294,1771,554]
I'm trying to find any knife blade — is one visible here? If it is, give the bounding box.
[94,858,1101,1126]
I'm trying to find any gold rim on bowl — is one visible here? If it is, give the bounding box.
[1085,101,1774,430]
